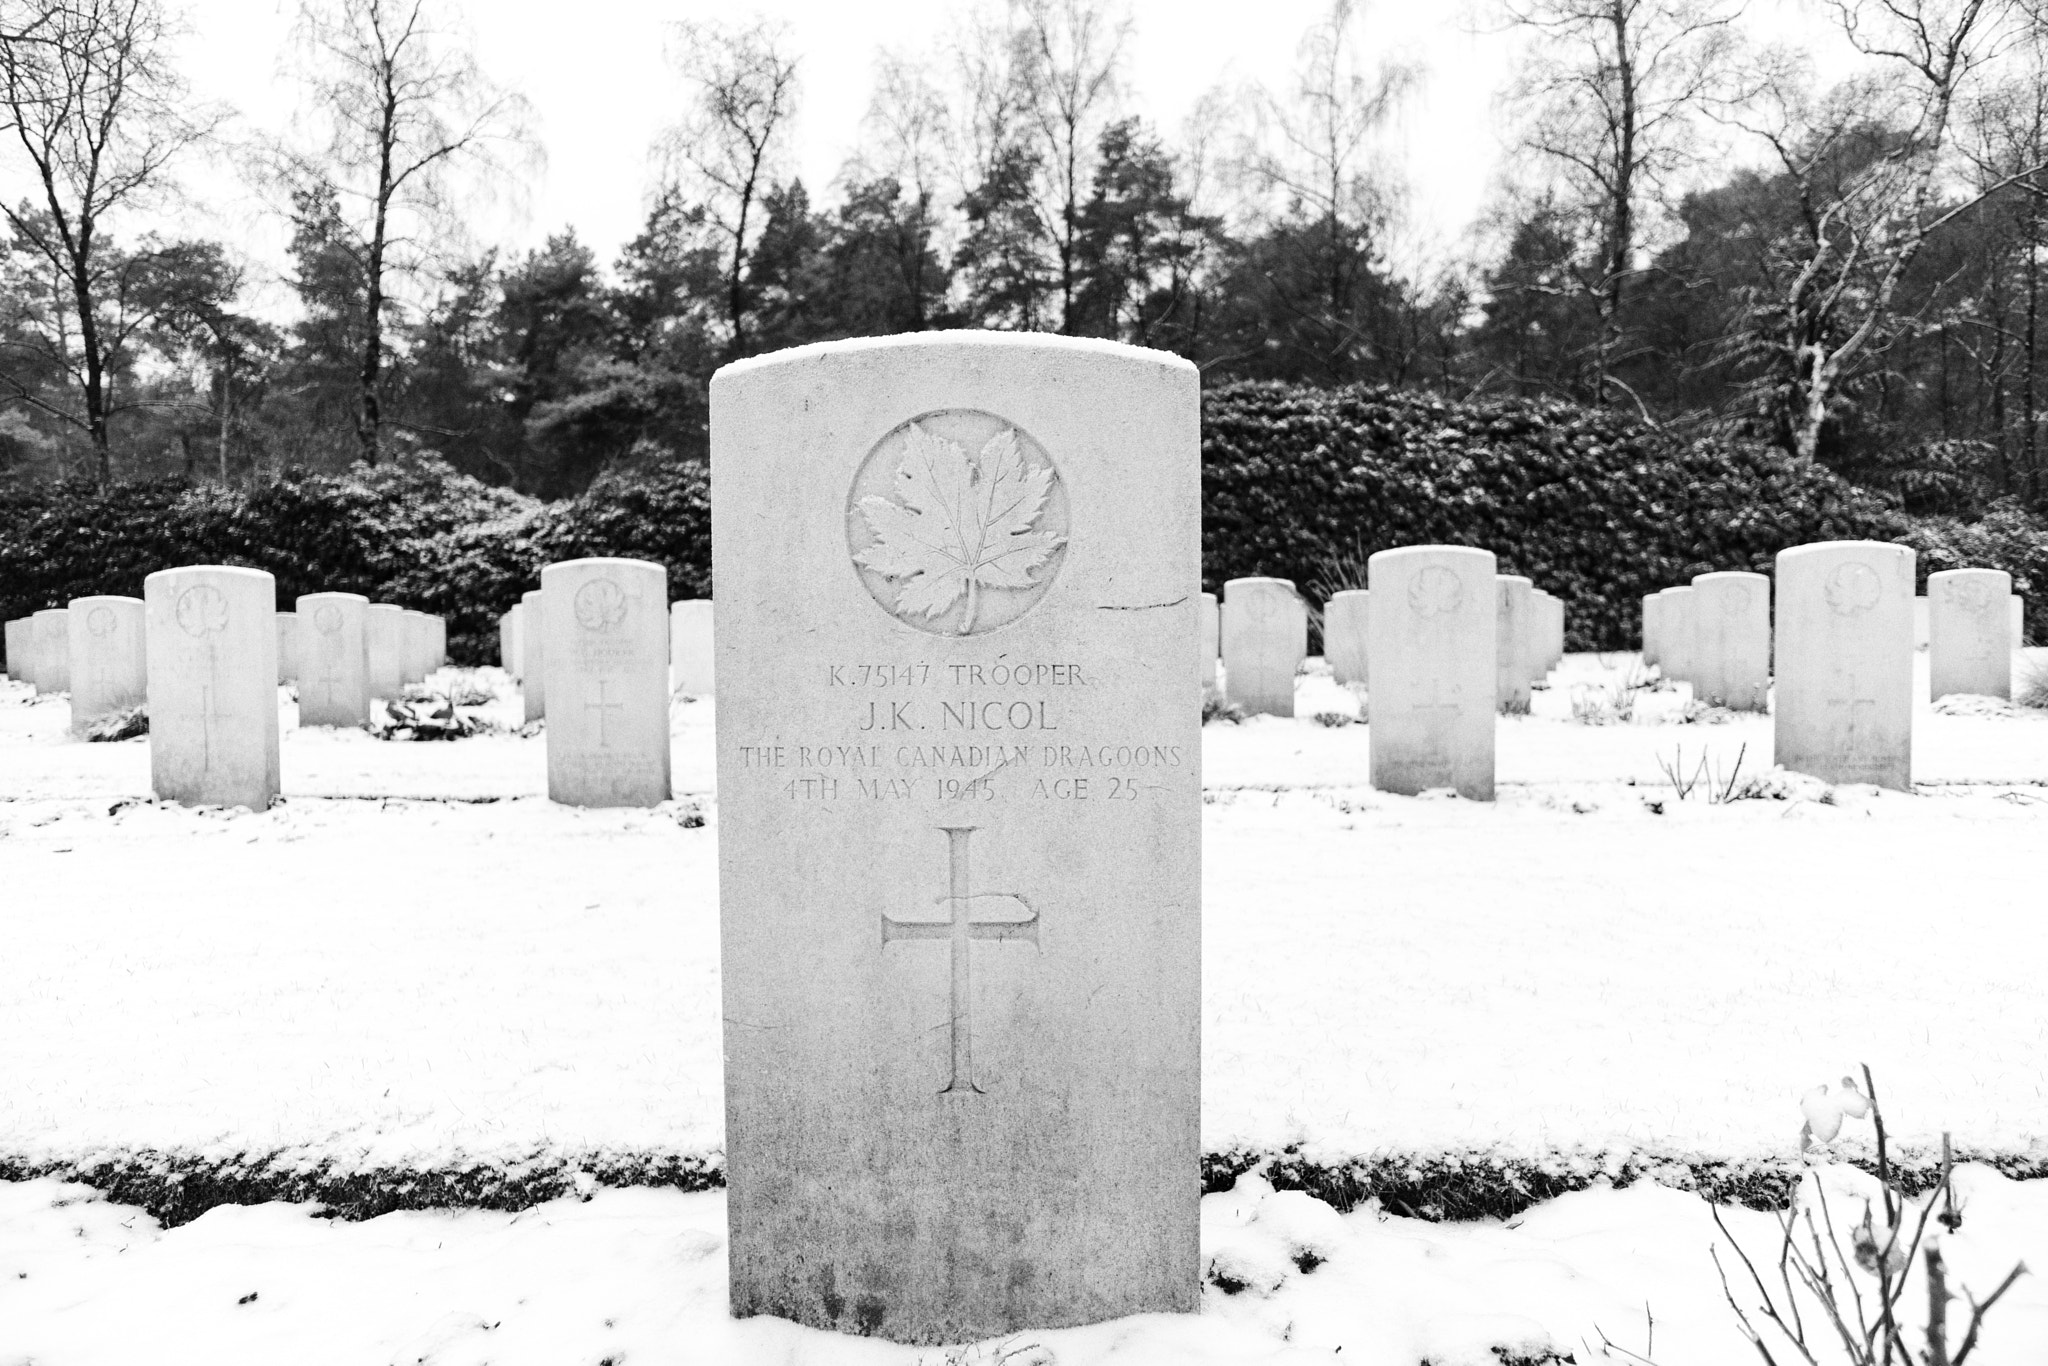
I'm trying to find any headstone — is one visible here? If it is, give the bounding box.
[31,608,70,693]
[543,558,671,807]
[1222,577,1305,716]
[401,610,432,684]
[297,592,371,728]
[1642,593,1662,666]
[428,615,448,670]
[1913,596,1930,651]
[1368,545,1497,799]
[670,599,714,697]
[1529,589,1560,679]
[2012,594,2026,647]
[276,612,300,685]
[1689,571,1770,712]
[1657,586,1695,683]
[520,589,546,722]
[497,611,512,671]
[1323,589,1370,685]
[1774,541,1914,790]
[1199,591,1218,692]
[143,566,280,808]
[507,602,525,679]
[3,617,26,684]
[1927,568,2012,701]
[1494,575,1533,713]
[67,596,146,733]
[710,335,1201,1342]
[365,604,406,701]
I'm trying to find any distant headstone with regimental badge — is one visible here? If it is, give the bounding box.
[670,599,714,697]
[67,596,146,733]
[1689,571,1770,712]
[543,558,671,807]
[1774,541,1914,790]
[297,593,370,727]
[1369,546,1497,799]
[520,589,546,722]
[1494,575,1533,713]
[365,604,405,701]
[1200,591,1218,692]
[1223,577,1305,716]
[31,608,70,693]
[144,566,279,808]
[1927,568,2012,701]
[710,334,1201,1344]
[1324,589,1370,685]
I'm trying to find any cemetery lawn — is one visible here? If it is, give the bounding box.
[3,654,2047,1363]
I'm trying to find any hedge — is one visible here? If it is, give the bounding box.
[2,383,2040,671]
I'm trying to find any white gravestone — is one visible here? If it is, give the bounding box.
[543,558,671,807]
[507,602,525,680]
[497,611,512,671]
[3,618,26,684]
[1530,589,1561,678]
[1199,591,1218,692]
[276,612,300,685]
[1222,577,1305,716]
[1494,575,1533,713]
[431,615,447,669]
[2014,595,2026,646]
[144,566,280,808]
[1642,593,1662,667]
[401,609,433,684]
[1657,586,1695,683]
[1368,546,1497,800]
[1914,596,1930,651]
[1324,589,1370,685]
[1927,568,2012,701]
[1689,571,1770,712]
[297,593,371,728]
[67,596,146,733]
[1774,541,1914,790]
[31,608,70,693]
[521,589,547,722]
[670,599,714,697]
[711,334,1202,1342]
[365,604,406,701]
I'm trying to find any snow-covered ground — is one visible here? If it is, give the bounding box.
[3,654,2046,1362]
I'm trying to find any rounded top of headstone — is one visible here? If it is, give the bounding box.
[542,556,666,579]
[31,606,68,619]
[1496,575,1533,589]
[143,564,275,587]
[520,589,544,605]
[1775,540,1913,569]
[67,594,141,609]
[712,329,1200,386]
[1929,567,2009,613]
[297,591,368,607]
[1368,544,1496,576]
[1927,567,2010,586]
[1659,585,1695,598]
[1327,589,1370,604]
[1225,577,1297,593]
[1692,570,1768,585]
[366,602,403,616]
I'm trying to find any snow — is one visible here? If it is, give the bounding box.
[3,654,2046,1360]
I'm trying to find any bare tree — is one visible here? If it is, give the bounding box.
[660,17,798,361]
[853,49,956,327]
[1499,0,1746,408]
[1734,0,2036,463]
[286,0,532,464]
[0,0,218,483]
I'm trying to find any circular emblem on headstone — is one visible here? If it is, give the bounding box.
[573,578,629,632]
[846,409,1069,636]
[1408,566,1465,618]
[1719,583,1753,616]
[1244,588,1284,622]
[1943,578,1995,614]
[313,604,344,634]
[175,585,229,637]
[1823,562,1883,617]
[86,606,116,638]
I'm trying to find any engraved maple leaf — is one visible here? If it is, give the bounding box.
[855,422,1064,633]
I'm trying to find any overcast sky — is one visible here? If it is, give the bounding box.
[145,0,1852,292]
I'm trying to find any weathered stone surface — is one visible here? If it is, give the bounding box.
[1199,592,1218,692]
[543,557,672,807]
[670,599,714,697]
[507,603,525,679]
[1656,587,1695,683]
[1773,540,1914,790]
[1494,576,1533,713]
[143,566,280,808]
[401,610,433,684]
[365,604,406,701]
[1927,567,2012,701]
[1222,577,1305,716]
[297,593,371,728]
[2015,595,2027,646]
[520,589,546,722]
[1914,596,1930,651]
[428,615,447,670]
[67,596,146,733]
[498,611,514,672]
[711,334,1201,1343]
[1368,546,1497,800]
[276,613,300,685]
[1689,571,1771,712]
[1642,593,1662,667]
[31,608,70,693]
[1324,589,1370,685]
[3,618,26,684]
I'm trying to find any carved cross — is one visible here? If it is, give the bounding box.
[585,679,625,747]
[1410,676,1461,723]
[1825,672,1881,734]
[196,683,236,770]
[881,825,1039,1096]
